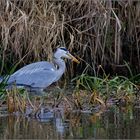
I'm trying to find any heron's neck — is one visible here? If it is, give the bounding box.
[53,57,66,74]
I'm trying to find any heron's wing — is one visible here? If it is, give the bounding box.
[8,61,57,88]
[10,61,56,78]
[13,61,56,75]
[8,68,57,88]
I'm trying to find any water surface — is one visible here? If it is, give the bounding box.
[0,105,140,139]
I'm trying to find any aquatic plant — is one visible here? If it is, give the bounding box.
[71,70,139,109]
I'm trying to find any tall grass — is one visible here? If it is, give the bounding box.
[0,0,139,77]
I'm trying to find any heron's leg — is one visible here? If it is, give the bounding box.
[34,90,47,118]
[32,88,45,107]
[25,88,46,117]
[53,87,65,107]
[27,96,44,118]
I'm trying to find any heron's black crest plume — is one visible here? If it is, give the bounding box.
[60,47,68,51]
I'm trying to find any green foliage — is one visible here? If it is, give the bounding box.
[72,74,137,96]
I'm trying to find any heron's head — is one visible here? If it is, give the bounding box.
[54,47,80,63]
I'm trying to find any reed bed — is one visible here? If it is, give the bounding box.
[0,0,139,77]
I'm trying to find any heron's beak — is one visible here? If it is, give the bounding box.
[67,53,80,64]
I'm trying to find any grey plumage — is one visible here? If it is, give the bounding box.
[6,47,79,90]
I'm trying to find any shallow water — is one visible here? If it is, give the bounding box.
[0,105,140,139]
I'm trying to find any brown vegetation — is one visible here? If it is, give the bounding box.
[0,0,140,77]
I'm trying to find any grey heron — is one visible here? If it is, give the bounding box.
[6,47,79,91]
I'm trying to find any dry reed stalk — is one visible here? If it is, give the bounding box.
[0,0,139,77]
